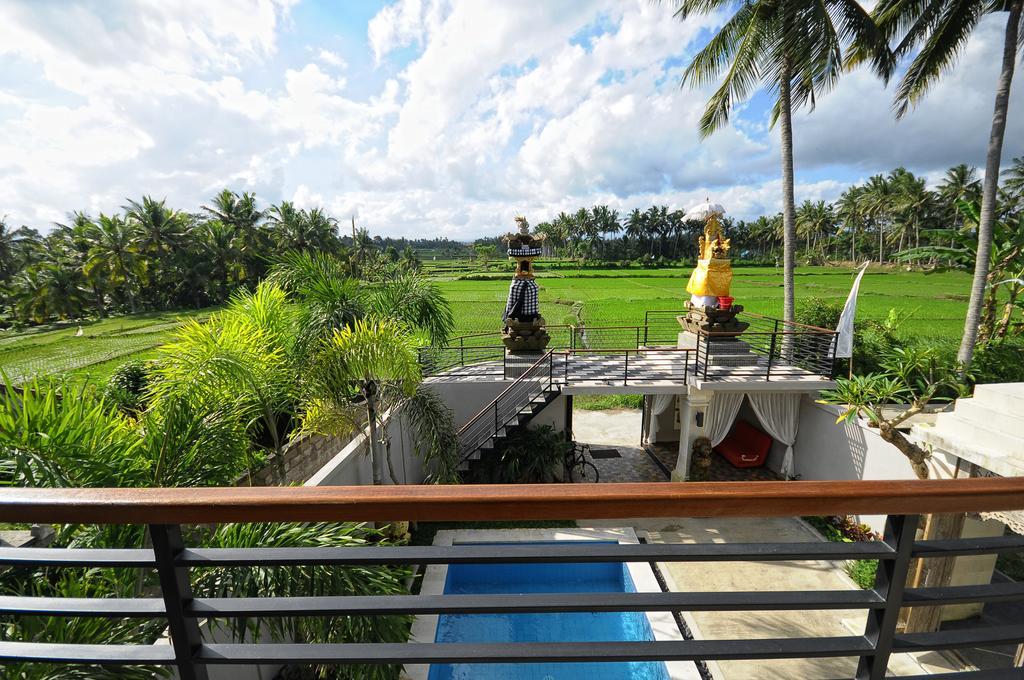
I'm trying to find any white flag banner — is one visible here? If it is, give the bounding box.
[834,262,870,358]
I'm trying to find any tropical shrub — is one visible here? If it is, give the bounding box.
[467,425,568,484]
[0,379,412,680]
[796,297,842,330]
[101,359,152,414]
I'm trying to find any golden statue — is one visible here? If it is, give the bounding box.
[686,208,733,301]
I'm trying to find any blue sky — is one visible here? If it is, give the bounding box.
[1,0,1021,239]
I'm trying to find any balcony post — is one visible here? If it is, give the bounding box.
[855,514,919,680]
[150,524,208,680]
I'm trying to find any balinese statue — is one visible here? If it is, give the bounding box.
[686,209,733,307]
[680,202,748,335]
[501,216,550,352]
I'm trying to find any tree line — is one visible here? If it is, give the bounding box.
[0,190,439,325]
[474,159,1022,269]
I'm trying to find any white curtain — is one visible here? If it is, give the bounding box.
[704,391,744,447]
[748,392,802,479]
[647,394,675,442]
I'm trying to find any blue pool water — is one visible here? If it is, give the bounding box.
[428,545,671,680]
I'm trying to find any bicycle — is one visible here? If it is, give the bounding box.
[565,441,600,483]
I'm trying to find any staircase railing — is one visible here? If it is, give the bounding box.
[456,350,559,463]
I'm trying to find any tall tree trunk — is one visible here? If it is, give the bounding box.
[878,222,884,265]
[778,56,797,323]
[997,284,1021,337]
[366,386,383,486]
[958,0,1021,367]
[901,512,967,633]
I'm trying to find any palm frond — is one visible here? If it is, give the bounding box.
[893,0,985,117]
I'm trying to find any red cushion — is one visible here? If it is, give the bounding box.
[714,420,772,468]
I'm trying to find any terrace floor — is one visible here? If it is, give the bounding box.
[428,352,833,392]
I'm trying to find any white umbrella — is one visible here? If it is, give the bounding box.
[684,201,726,221]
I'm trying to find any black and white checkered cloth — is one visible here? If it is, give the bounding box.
[503,278,539,321]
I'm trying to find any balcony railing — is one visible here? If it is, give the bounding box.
[0,478,1023,678]
[421,313,837,382]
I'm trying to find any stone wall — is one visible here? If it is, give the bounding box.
[236,434,351,487]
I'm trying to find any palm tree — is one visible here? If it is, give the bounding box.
[0,381,411,680]
[892,170,938,251]
[203,189,268,283]
[154,283,301,482]
[18,261,88,321]
[1002,156,1024,199]
[193,219,241,301]
[300,318,421,485]
[85,214,140,313]
[868,0,1024,367]
[796,200,836,258]
[836,186,867,262]
[671,0,891,322]
[125,196,185,257]
[624,208,647,257]
[860,174,896,263]
[0,218,38,283]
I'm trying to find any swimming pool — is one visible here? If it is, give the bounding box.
[426,542,672,680]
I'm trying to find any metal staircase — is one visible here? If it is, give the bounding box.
[456,350,563,471]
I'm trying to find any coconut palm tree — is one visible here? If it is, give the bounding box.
[796,200,836,258]
[85,214,141,313]
[1002,155,1024,199]
[202,189,268,283]
[836,186,868,262]
[867,0,1024,367]
[193,219,242,301]
[860,174,897,263]
[671,0,892,322]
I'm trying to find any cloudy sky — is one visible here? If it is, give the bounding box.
[1,0,1021,239]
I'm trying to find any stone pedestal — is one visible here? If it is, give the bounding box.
[502,316,550,353]
[678,303,749,336]
[504,351,546,379]
[678,331,761,368]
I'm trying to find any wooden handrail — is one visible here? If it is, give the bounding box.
[0,478,1022,524]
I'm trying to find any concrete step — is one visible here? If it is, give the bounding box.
[925,415,1024,458]
[950,398,1024,435]
[971,383,1024,415]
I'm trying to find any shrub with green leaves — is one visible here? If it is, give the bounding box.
[101,359,152,413]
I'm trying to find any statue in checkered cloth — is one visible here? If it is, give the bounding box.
[501,216,550,352]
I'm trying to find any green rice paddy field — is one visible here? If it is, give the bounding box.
[0,308,216,386]
[0,266,971,385]
[437,265,972,339]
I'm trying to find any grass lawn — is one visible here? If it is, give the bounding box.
[1,265,974,385]
[435,264,973,339]
[0,308,217,386]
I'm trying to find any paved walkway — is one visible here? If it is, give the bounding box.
[572,408,667,482]
[582,516,959,679]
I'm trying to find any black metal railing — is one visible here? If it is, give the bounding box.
[561,347,695,386]
[688,312,837,382]
[0,480,1022,678]
[455,350,558,463]
[424,314,837,382]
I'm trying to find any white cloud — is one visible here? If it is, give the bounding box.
[0,0,1021,240]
